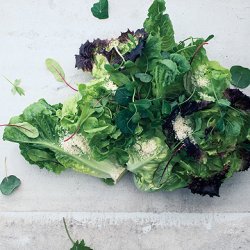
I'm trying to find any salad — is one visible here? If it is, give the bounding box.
[3,0,250,197]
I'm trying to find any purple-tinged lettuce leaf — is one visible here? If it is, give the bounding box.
[239,142,250,171]
[123,36,147,62]
[75,39,109,71]
[118,29,147,43]
[118,29,135,43]
[183,138,202,160]
[224,88,250,111]
[188,166,229,197]
[180,101,211,116]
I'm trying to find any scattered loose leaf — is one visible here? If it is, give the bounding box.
[3,76,25,96]
[91,0,109,20]
[45,58,65,82]
[11,79,25,96]
[63,218,93,250]
[0,175,21,195]
[71,240,93,250]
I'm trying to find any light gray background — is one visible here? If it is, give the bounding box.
[0,0,250,249]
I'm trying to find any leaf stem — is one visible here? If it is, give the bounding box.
[114,46,125,63]
[155,143,186,185]
[52,66,78,92]
[2,76,15,86]
[64,126,81,142]
[190,42,209,64]
[179,87,197,105]
[63,218,75,245]
[0,124,33,133]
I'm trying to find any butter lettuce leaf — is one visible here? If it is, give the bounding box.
[127,133,169,191]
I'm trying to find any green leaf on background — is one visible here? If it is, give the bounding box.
[205,34,215,42]
[3,77,25,96]
[63,218,93,250]
[11,79,25,96]
[135,73,153,83]
[0,175,21,195]
[91,0,109,20]
[45,58,65,82]
[230,65,250,89]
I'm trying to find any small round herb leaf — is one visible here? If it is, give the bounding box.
[115,109,137,134]
[135,73,153,83]
[0,175,21,195]
[115,87,133,106]
[91,0,109,20]
[133,99,152,109]
[230,65,250,89]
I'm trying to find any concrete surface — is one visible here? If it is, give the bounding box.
[0,0,250,249]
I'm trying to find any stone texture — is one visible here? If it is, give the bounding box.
[1,212,250,250]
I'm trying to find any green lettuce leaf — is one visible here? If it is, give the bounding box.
[127,133,169,191]
[3,99,125,182]
[144,0,175,51]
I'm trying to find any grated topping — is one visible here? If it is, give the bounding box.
[104,81,118,91]
[172,115,194,142]
[60,134,90,155]
[135,139,158,158]
[192,64,210,88]
[195,76,210,88]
